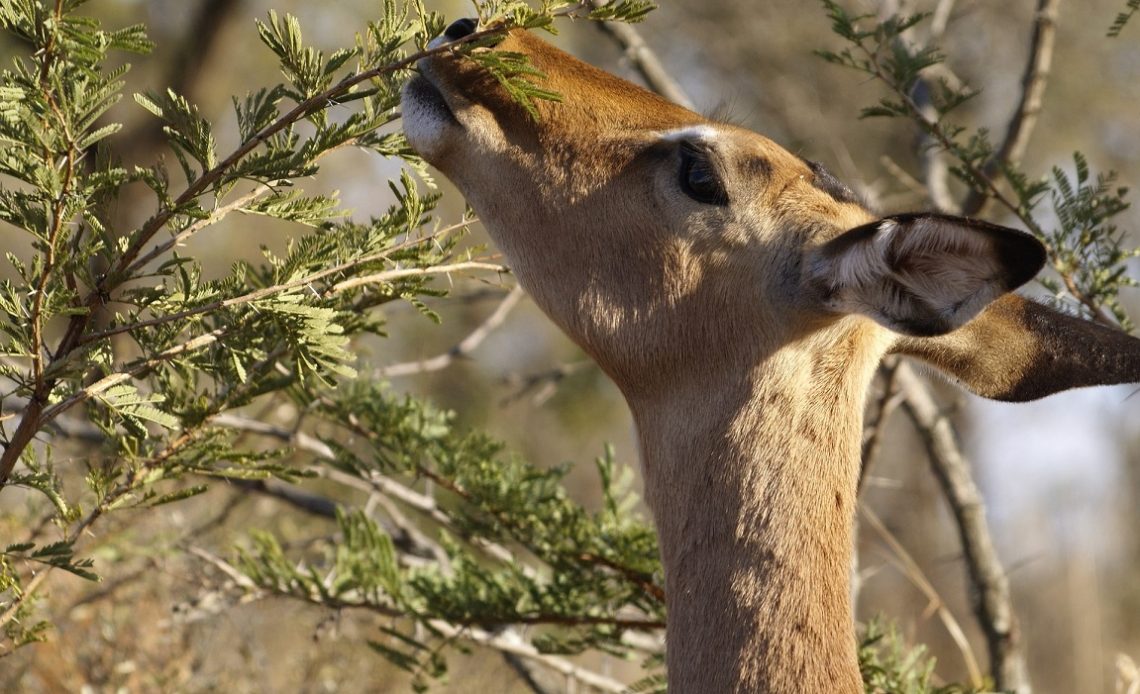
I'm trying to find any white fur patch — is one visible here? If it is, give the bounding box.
[657,125,719,144]
[400,79,454,159]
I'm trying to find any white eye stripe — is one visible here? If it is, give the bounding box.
[657,125,719,144]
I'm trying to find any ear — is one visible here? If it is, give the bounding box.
[894,294,1140,401]
[807,213,1046,336]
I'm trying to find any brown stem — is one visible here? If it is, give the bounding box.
[895,364,1031,693]
[962,0,1060,216]
[858,357,902,494]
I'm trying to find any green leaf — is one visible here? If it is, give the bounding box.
[146,485,209,507]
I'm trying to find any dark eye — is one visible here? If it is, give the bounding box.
[679,144,728,205]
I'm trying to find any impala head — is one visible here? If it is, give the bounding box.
[402,22,1049,395]
[402,19,1140,692]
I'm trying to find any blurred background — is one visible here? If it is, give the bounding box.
[2,0,1139,691]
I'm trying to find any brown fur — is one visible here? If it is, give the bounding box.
[401,28,1140,693]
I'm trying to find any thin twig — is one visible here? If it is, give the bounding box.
[962,0,1061,216]
[929,0,957,39]
[861,505,984,687]
[332,261,508,293]
[0,429,202,631]
[500,360,594,406]
[82,252,497,346]
[380,285,524,378]
[40,328,226,423]
[128,181,280,274]
[586,1,694,110]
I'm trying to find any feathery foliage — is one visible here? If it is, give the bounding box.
[0,0,665,685]
[1109,0,1140,36]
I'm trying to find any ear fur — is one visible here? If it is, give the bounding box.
[807,213,1046,336]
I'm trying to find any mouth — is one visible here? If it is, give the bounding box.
[404,73,458,123]
[401,70,464,159]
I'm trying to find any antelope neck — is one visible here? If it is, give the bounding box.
[629,335,879,693]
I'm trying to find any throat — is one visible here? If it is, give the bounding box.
[630,343,878,693]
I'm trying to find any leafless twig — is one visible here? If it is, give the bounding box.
[861,505,984,687]
[895,363,1030,692]
[500,360,594,406]
[331,261,508,293]
[962,0,1060,216]
[380,285,525,378]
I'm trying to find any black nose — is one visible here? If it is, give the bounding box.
[443,17,478,41]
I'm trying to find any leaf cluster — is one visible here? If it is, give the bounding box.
[858,618,992,694]
[0,1,667,687]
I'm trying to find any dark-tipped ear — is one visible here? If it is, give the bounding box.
[807,213,1045,336]
[894,294,1140,401]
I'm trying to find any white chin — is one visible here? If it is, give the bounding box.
[400,76,460,161]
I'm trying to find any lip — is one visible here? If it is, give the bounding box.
[404,72,460,127]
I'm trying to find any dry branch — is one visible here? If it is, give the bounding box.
[379,284,525,378]
[860,505,983,686]
[962,0,1061,216]
[895,363,1031,692]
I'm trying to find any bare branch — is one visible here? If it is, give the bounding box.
[586,1,695,110]
[500,360,594,406]
[858,357,903,494]
[128,181,279,274]
[330,261,509,293]
[962,0,1061,216]
[379,284,525,378]
[929,0,957,39]
[894,363,1031,693]
[860,506,984,687]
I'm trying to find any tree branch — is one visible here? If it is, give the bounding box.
[894,363,1031,692]
[189,544,634,693]
[378,285,524,378]
[586,1,694,110]
[859,357,903,493]
[962,0,1060,216]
